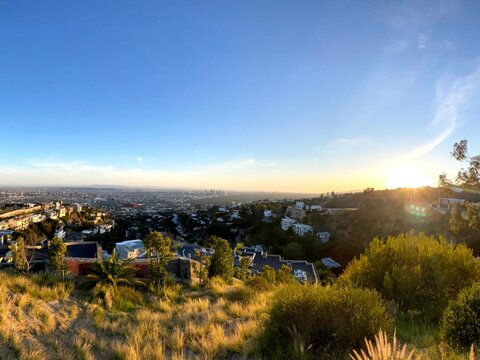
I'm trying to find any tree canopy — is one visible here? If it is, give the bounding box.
[208,236,234,284]
[440,139,480,190]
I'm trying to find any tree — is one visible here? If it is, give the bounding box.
[12,237,31,273]
[49,237,67,280]
[440,139,480,189]
[449,203,467,235]
[85,249,139,290]
[260,265,276,284]
[84,249,142,309]
[143,231,173,291]
[194,249,211,287]
[283,242,306,260]
[276,264,295,284]
[209,236,234,284]
[466,202,480,231]
[235,255,251,281]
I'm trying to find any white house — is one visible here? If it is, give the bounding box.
[30,214,46,223]
[317,231,331,243]
[295,201,305,210]
[263,209,273,217]
[281,217,297,231]
[97,224,114,234]
[293,223,313,237]
[54,228,66,239]
[115,239,147,260]
[310,205,322,211]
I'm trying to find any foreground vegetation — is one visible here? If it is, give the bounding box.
[4,228,480,359]
[0,272,271,359]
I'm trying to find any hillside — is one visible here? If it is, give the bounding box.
[305,187,477,265]
[0,273,269,360]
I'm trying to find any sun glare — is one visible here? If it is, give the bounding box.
[386,166,432,189]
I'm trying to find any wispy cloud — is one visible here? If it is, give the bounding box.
[417,33,429,49]
[383,0,456,54]
[403,65,480,159]
[135,156,143,162]
[385,0,455,33]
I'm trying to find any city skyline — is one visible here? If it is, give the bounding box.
[2,1,480,192]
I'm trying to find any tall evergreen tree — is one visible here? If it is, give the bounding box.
[12,237,30,273]
[209,236,234,284]
[49,237,67,280]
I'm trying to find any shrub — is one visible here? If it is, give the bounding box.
[260,265,276,284]
[245,276,272,291]
[341,233,480,321]
[441,282,480,349]
[258,284,391,358]
[228,286,256,304]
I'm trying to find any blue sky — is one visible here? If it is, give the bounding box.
[1,0,480,192]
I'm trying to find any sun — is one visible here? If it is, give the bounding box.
[386,166,432,189]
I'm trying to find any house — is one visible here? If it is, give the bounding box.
[433,198,466,214]
[0,221,8,230]
[0,230,14,245]
[54,227,66,240]
[230,211,241,221]
[310,205,322,211]
[243,248,318,283]
[295,201,305,210]
[178,243,212,261]
[65,241,102,259]
[82,229,94,237]
[58,207,67,218]
[8,217,30,230]
[30,214,46,223]
[115,239,147,260]
[292,223,313,237]
[317,231,331,244]
[67,231,88,242]
[321,257,341,269]
[293,269,308,282]
[97,224,114,234]
[46,209,58,220]
[281,217,297,230]
[263,209,273,218]
[73,203,83,213]
[284,206,306,220]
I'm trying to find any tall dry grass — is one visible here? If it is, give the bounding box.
[0,271,270,359]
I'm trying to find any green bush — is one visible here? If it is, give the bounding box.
[441,282,480,349]
[258,284,391,359]
[245,275,272,291]
[341,233,480,321]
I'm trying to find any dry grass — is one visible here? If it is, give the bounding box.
[351,330,420,360]
[0,271,270,359]
[3,271,477,360]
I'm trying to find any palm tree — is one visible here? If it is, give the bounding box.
[84,249,143,290]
